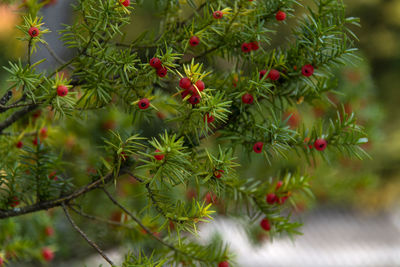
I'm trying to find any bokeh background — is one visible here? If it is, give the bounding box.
[0,0,400,266]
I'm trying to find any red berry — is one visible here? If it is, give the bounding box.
[314,138,327,151]
[301,64,314,77]
[267,69,280,81]
[0,256,3,266]
[266,193,277,204]
[195,80,205,91]
[149,57,162,69]
[275,11,286,21]
[181,89,190,99]
[179,77,192,89]
[253,142,263,153]
[16,141,23,148]
[188,85,197,95]
[204,113,215,124]
[189,36,200,47]
[283,110,300,128]
[250,41,259,51]
[204,192,217,204]
[259,70,267,80]
[49,171,58,180]
[241,42,251,53]
[138,98,150,109]
[213,11,223,19]
[188,94,200,105]
[42,247,54,262]
[28,26,39,37]
[10,196,19,207]
[241,93,254,104]
[45,226,54,236]
[154,149,165,161]
[57,85,68,97]
[278,195,289,204]
[214,169,224,179]
[120,151,127,161]
[120,0,130,6]
[33,138,39,146]
[157,67,168,77]
[40,127,48,139]
[218,261,229,267]
[276,181,283,190]
[260,218,271,231]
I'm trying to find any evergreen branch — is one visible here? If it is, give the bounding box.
[62,203,115,266]
[0,171,117,219]
[102,188,210,263]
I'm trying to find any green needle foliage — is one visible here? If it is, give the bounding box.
[0,0,368,266]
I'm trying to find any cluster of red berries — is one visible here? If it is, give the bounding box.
[48,171,58,181]
[149,57,168,77]
[241,41,259,53]
[259,69,280,81]
[138,98,150,110]
[179,77,205,105]
[120,0,130,7]
[28,26,39,38]
[266,181,290,205]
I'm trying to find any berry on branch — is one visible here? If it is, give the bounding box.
[157,67,168,77]
[241,42,251,53]
[276,11,286,21]
[154,149,165,161]
[266,193,277,204]
[268,69,280,81]
[189,36,200,47]
[302,64,314,77]
[314,138,327,151]
[179,77,192,89]
[253,142,264,153]
[120,0,130,7]
[138,98,150,110]
[41,247,54,262]
[214,169,224,179]
[16,141,23,148]
[260,218,271,231]
[213,11,223,19]
[28,26,39,37]
[195,80,205,91]
[250,41,259,51]
[57,85,68,97]
[204,113,215,124]
[149,57,162,69]
[242,93,254,104]
[218,261,229,267]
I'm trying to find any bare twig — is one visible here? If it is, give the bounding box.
[69,205,135,229]
[44,42,68,66]
[62,203,115,266]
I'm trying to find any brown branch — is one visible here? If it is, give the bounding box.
[69,205,135,229]
[62,203,115,266]
[0,171,116,219]
[0,104,38,133]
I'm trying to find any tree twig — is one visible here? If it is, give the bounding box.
[69,205,135,229]
[62,203,115,266]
